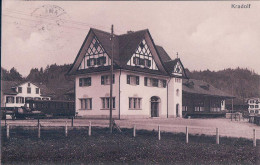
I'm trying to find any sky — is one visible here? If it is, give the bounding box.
[2,1,260,76]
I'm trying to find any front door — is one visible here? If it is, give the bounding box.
[151,102,159,117]
[176,104,179,117]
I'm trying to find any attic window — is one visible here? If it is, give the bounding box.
[200,84,210,90]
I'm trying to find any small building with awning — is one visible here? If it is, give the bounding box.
[182,79,235,118]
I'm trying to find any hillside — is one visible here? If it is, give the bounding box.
[2,65,260,100]
[186,68,260,100]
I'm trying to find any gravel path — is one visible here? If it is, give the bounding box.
[2,118,260,139]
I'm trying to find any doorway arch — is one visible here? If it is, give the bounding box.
[151,96,160,117]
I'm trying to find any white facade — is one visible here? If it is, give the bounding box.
[4,82,51,107]
[69,28,186,119]
[75,70,183,118]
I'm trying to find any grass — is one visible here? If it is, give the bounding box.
[1,126,259,165]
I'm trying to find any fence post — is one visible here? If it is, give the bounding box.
[38,124,41,139]
[253,129,256,147]
[186,126,189,144]
[216,128,219,145]
[37,118,40,127]
[158,125,161,140]
[88,121,91,136]
[71,117,74,127]
[133,125,136,137]
[6,124,9,139]
[65,121,68,137]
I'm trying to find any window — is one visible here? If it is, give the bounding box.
[101,97,115,109]
[144,77,166,88]
[250,105,254,108]
[34,97,41,100]
[16,97,24,103]
[176,89,179,96]
[6,96,15,103]
[129,97,142,109]
[79,77,91,87]
[127,75,139,85]
[42,97,50,100]
[256,110,259,114]
[80,98,92,110]
[36,88,39,94]
[182,106,188,111]
[28,83,30,87]
[27,87,31,94]
[255,105,259,108]
[101,74,115,85]
[250,110,254,113]
[18,87,22,93]
[175,78,181,83]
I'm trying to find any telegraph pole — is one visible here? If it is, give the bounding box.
[109,25,114,133]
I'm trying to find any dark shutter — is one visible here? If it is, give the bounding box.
[140,58,144,65]
[87,59,90,66]
[88,77,92,86]
[127,75,130,84]
[90,99,92,109]
[113,74,115,84]
[103,56,106,64]
[163,80,166,88]
[93,58,97,65]
[16,97,18,103]
[133,57,136,65]
[97,58,101,65]
[79,78,83,86]
[136,76,139,85]
[101,76,104,85]
[148,60,151,67]
[144,77,147,86]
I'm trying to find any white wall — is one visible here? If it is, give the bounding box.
[168,78,182,117]
[119,70,168,118]
[75,71,120,118]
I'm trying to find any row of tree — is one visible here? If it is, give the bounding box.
[1,65,260,100]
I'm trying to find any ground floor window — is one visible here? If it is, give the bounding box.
[182,106,188,111]
[16,97,24,103]
[25,97,33,101]
[6,96,15,103]
[129,97,142,110]
[42,97,50,100]
[80,98,92,110]
[101,97,115,109]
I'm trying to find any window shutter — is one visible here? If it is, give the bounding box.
[113,74,115,84]
[148,60,151,67]
[79,78,82,86]
[140,58,144,65]
[103,56,106,63]
[87,59,90,66]
[97,58,100,65]
[133,57,136,65]
[89,77,92,86]
[144,77,147,86]
[163,80,166,88]
[101,76,104,85]
[94,58,97,65]
[136,76,139,85]
[16,97,18,103]
[127,75,130,84]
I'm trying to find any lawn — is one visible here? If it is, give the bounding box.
[1,126,258,165]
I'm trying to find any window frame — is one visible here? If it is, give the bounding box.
[101,74,115,85]
[100,97,116,110]
[79,98,92,110]
[129,97,142,110]
[79,77,92,87]
[35,88,40,94]
[127,75,139,85]
[18,87,22,93]
[27,87,31,94]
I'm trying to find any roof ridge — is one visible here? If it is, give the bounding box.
[118,29,148,37]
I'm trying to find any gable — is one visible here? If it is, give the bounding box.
[127,39,158,70]
[173,61,183,76]
[78,36,111,70]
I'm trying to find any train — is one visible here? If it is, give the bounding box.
[1,100,75,119]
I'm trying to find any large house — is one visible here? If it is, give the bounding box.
[67,28,188,118]
[1,81,52,107]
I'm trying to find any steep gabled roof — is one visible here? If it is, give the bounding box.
[182,79,234,98]
[118,30,148,66]
[68,28,186,77]
[164,58,188,78]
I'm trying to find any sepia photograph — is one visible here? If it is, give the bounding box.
[1,0,260,164]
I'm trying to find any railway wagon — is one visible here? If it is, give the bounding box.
[25,100,75,117]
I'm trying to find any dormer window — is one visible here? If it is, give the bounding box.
[36,88,39,94]
[27,87,31,94]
